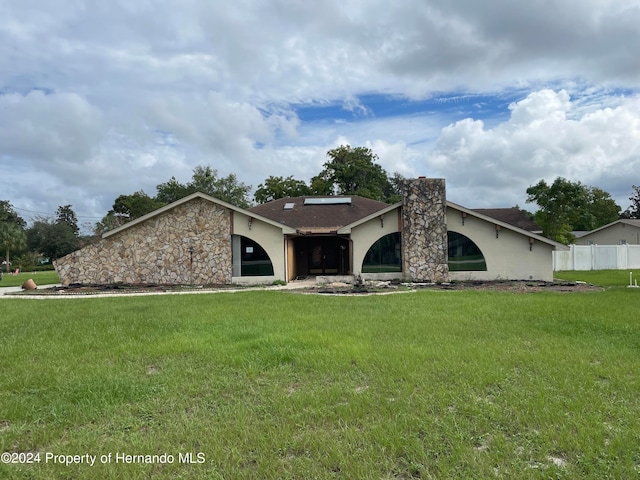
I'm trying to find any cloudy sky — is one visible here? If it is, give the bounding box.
[2,0,640,228]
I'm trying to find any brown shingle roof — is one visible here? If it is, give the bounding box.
[248,196,390,233]
[472,208,540,231]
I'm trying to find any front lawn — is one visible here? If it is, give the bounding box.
[555,269,640,287]
[0,270,60,288]
[0,284,638,478]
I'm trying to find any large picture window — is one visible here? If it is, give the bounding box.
[232,236,274,276]
[362,233,402,273]
[448,231,487,271]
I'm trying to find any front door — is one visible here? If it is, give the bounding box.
[294,237,349,276]
[309,237,347,275]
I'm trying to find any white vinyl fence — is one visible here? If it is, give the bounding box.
[553,244,640,271]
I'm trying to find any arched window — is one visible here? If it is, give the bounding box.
[448,232,487,271]
[362,233,402,273]
[232,236,274,276]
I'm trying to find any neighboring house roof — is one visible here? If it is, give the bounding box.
[472,207,540,231]
[102,192,296,238]
[572,231,591,238]
[580,218,640,237]
[248,196,391,234]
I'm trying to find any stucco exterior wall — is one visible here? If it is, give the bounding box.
[577,223,640,245]
[55,198,233,285]
[447,206,555,281]
[349,209,401,277]
[232,211,287,283]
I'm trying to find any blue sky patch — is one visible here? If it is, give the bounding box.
[292,91,527,127]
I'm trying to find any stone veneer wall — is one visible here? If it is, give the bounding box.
[55,198,232,285]
[401,178,449,282]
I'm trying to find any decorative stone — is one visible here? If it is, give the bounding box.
[401,178,449,283]
[54,198,233,286]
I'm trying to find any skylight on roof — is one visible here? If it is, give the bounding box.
[283,202,295,210]
[303,197,352,205]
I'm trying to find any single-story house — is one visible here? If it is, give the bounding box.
[54,178,566,286]
[575,219,640,246]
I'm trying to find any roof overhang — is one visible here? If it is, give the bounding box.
[580,219,640,237]
[102,192,296,239]
[447,201,569,250]
[295,227,341,235]
[337,202,402,234]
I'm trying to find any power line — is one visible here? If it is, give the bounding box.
[11,206,104,220]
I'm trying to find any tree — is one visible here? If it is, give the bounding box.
[254,176,311,203]
[527,179,622,243]
[94,191,163,235]
[526,178,590,244]
[27,218,78,261]
[26,204,81,261]
[0,201,26,229]
[0,201,27,273]
[112,191,165,220]
[94,212,126,236]
[156,165,252,208]
[155,177,192,204]
[582,187,621,229]
[308,171,333,196]
[384,171,407,204]
[206,172,252,209]
[622,185,640,219]
[310,145,395,202]
[56,204,80,237]
[0,223,26,273]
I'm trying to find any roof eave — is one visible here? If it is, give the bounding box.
[581,219,640,237]
[447,201,569,250]
[103,192,295,238]
[337,202,402,234]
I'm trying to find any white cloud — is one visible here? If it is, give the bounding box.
[1,0,640,224]
[0,90,105,173]
[427,90,640,209]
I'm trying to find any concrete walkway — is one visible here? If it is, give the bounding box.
[0,286,24,295]
[0,284,62,297]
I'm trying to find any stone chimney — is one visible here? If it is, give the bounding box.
[401,178,449,282]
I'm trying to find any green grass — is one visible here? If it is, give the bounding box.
[1,281,639,478]
[0,271,60,288]
[555,269,640,287]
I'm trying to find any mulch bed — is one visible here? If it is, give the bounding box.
[7,280,602,296]
[9,283,235,296]
[311,280,603,295]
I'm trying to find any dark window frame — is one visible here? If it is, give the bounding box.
[362,232,402,273]
[448,231,487,271]
[239,236,274,276]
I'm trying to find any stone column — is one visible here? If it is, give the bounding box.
[402,178,449,282]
